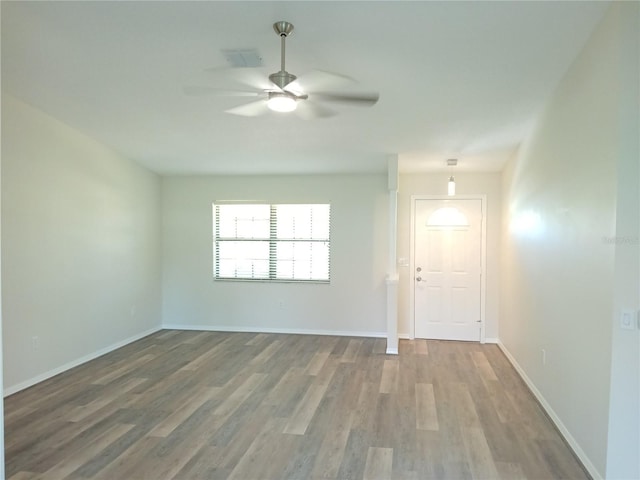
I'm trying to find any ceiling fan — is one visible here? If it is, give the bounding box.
[184,21,380,119]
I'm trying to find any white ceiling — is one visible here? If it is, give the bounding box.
[1,1,609,175]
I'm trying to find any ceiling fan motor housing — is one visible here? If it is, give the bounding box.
[269,70,297,89]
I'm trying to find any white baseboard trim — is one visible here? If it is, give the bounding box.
[386,347,399,355]
[4,326,162,397]
[497,341,602,480]
[397,334,498,343]
[162,324,387,339]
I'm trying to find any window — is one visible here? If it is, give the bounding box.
[213,203,330,282]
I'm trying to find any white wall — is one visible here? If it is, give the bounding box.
[161,174,388,336]
[2,95,162,394]
[605,3,640,479]
[500,3,639,478]
[397,172,502,340]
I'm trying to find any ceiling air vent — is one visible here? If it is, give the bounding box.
[221,49,263,68]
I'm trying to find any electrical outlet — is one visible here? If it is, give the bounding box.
[31,336,39,349]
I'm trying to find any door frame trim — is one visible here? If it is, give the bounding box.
[409,195,487,343]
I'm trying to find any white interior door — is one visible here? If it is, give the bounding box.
[414,198,482,341]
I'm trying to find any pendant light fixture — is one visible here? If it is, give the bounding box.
[447,159,457,196]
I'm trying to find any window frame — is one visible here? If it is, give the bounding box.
[213,202,331,284]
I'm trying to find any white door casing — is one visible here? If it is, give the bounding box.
[412,197,485,342]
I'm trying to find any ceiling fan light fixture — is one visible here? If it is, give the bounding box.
[196,20,379,118]
[267,93,297,113]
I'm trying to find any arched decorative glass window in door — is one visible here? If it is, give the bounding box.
[426,207,469,227]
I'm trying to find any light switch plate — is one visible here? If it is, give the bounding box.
[620,310,636,330]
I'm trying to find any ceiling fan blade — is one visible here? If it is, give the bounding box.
[183,86,261,97]
[295,101,337,120]
[290,69,355,94]
[311,91,380,106]
[206,67,281,92]
[235,69,281,91]
[225,100,270,117]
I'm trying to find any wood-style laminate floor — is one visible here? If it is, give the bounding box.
[5,331,590,480]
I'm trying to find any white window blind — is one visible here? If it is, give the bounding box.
[213,203,330,282]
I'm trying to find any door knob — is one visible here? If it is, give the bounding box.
[416,276,422,282]
[416,267,422,272]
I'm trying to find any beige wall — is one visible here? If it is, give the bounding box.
[161,174,389,336]
[500,3,639,477]
[2,95,162,393]
[397,172,502,340]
